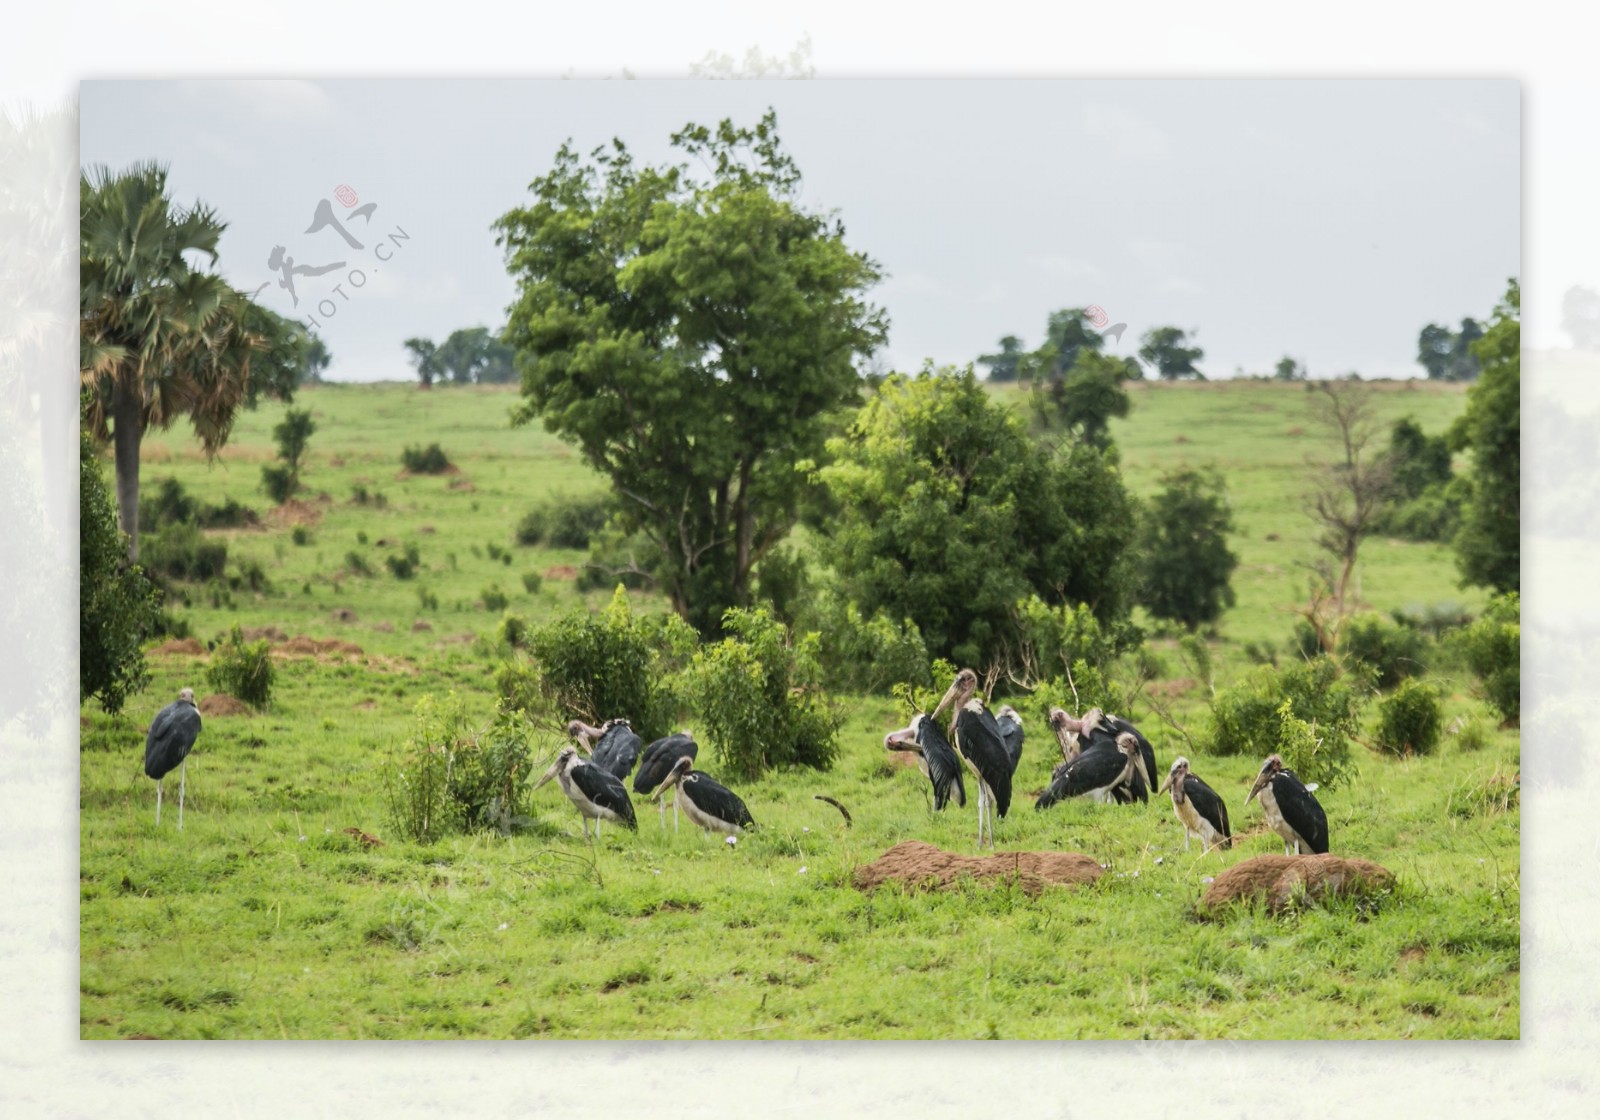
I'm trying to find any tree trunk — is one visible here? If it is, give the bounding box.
[110,376,144,562]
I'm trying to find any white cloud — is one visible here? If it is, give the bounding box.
[176,79,336,123]
[1082,103,1172,160]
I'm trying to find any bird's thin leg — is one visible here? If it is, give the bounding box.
[155,779,163,826]
[1184,831,1191,852]
[595,817,601,840]
[178,760,186,832]
[658,798,666,831]
[673,794,679,833]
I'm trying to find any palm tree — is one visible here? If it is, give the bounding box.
[80,162,290,560]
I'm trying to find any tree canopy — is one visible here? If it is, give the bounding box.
[1452,279,1519,593]
[406,327,516,386]
[495,110,886,633]
[1138,326,1205,380]
[1136,466,1238,631]
[1416,318,1483,381]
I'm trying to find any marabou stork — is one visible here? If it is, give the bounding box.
[566,717,643,782]
[534,745,637,840]
[1245,753,1329,855]
[884,713,966,811]
[1036,732,1151,811]
[145,688,201,829]
[652,755,755,837]
[1056,708,1156,804]
[1157,757,1232,853]
[1047,706,1086,763]
[632,731,698,830]
[994,705,1025,777]
[931,669,1012,848]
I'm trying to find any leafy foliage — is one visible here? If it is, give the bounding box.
[1138,326,1205,380]
[1200,656,1368,789]
[815,366,1135,668]
[1030,350,1134,447]
[207,623,275,710]
[261,407,316,503]
[1339,613,1429,690]
[1452,280,1519,593]
[141,521,229,583]
[516,587,695,740]
[515,492,613,549]
[80,428,161,714]
[495,110,886,633]
[1416,318,1483,381]
[1375,679,1444,757]
[140,476,257,531]
[1457,592,1519,724]
[401,443,451,474]
[385,543,421,580]
[687,607,841,779]
[1136,466,1238,631]
[382,695,539,842]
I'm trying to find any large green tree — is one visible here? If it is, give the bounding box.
[1136,466,1238,631]
[1416,318,1483,381]
[495,111,886,632]
[1139,326,1205,380]
[1031,350,1134,447]
[815,365,1134,668]
[80,162,301,559]
[1452,279,1519,592]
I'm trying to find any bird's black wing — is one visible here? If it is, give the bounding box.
[683,773,755,830]
[1182,773,1231,844]
[571,763,638,830]
[633,734,697,794]
[916,717,966,810]
[593,724,644,781]
[144,701,201,780]
[954,708,1012,817]
[1105,715,1158,790]
[997,715,1024,776]
[1274,772,1329,853]
[1035,744,1124,810]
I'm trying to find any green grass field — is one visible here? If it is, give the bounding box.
[79,378,1519,1039]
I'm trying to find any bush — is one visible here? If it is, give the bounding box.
[1340,613,1429,690]
[798,588,931,695]
[260,464,295,505]
[141,521,229,583]
[518,586,696,741]
[140,476,259,531]
[1375,678,1444,756]
[481,584,509,612]
[385,543,421,580]
[416,585,439,611]
[207,624,275,710]
[1201,655,1368,789]
[498,611,530,650]
[345,550,373,576]
[688,606,842,780]
[515,492,616,550]
[80,429,161,715]
[1457,592,1519,724]
[1135,466,1239,631]
[1450,715,1492,753]
[521,571,542,594]
[292,526,311,546]
[401,443,451,474]
[382,696,541,843]
[230,558,270,594]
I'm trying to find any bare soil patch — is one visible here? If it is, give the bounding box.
[1199,853,1395,915]
[240,626,288,643]
[411,620,433,633]
[265,499,323,528]
[542,565,580,580]
[277,636,365,660]
[853,840,1103,896]
[331,608,358,623]
[152,638,206,657]
[199,694,250,717]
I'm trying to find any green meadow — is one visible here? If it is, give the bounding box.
[79,378,1519,1039]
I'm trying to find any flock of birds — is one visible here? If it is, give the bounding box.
[140,666,1330,859]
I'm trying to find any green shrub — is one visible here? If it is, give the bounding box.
[494,660,542,716]
[519,586,695,741]
[498,612,530,650]
[345,550,373,576]
[291,526,311,546]
[260,463,295,504]
[688,606,842,779]
[207,624,275,710]
[1457,592,1519,724]
[80,428,162,715]
[141,521,229,583]
[230,558,271,594]
[515,492,613,550]
[1341,613,1429,690]
[799,589,930,694]
[486,542,506,562]
[1201,655,1368,789]
[1375,678,1444,756]
[1450,715,1492,753]
[416,586,439,612]
[521,571,542,595]
[401,443,451,474]
[382,696,541,842]
[385,543,421,580]
[481,584,509,612]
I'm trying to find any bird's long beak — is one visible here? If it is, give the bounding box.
[648,769,683,801]
[534,757,563,790]
[1156,772,1173,796]
[1245,772,1267,805]
[1134,755,1151,791]
[930,680,963,722]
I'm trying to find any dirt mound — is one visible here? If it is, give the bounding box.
[152,638,206,657]
[853,840,1103,896]
[446,477,474,492]
[1200,853,1395,915]
[240,626,288,643]
[277,636,365,659]
[330,608,358,623]
[411,620,433,633]
[199,694,250,717]
[543,565,580,580]
[265,499,323,527]
[373,621,394,633]
[417,525,436,535]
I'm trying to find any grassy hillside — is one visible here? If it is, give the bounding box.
[80,377,1518,1039]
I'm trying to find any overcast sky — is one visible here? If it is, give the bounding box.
[80,79,1518,382]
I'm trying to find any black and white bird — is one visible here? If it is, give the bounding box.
[651,755,755,837]
[567,717,643,782]
[1047,707,1085,764]
[145,687,201,829]
[535,745,637,840]
[1053,708,1156,804]
[994,705,1025,777]
[632,731,698,830]
[884,713,967,812]
[1157,757,1232,853]
[931,669,1012,848]
[1245,753,1329,855]
[1036,732,1151,811]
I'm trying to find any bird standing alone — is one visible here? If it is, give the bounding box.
[1157,757,1231,853]
[1245,754,1329,855]
[145,687,201,829]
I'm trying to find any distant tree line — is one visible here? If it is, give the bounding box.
[403,327,517,387]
